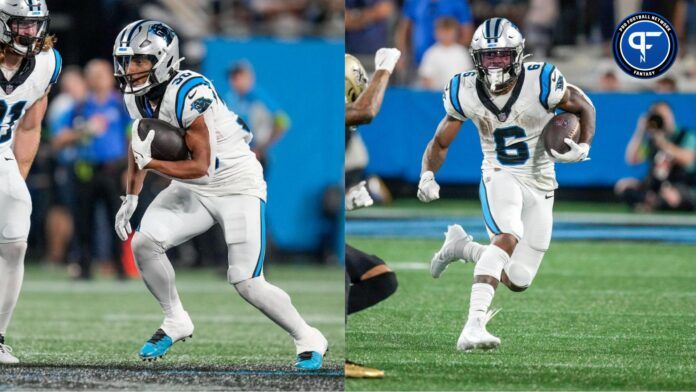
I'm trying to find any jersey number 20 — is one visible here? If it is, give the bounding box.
[494,126,529,165]
[0,101,28,144]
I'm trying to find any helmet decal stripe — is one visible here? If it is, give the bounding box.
[484,19,491,39]
[538,63,554,110]
[175,76,208,128]
[126,19,147,45]
[449,74,465,118]
[493,18,502,38]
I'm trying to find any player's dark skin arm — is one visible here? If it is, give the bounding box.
[421,115,463,174]
[556,85,596,145]
[345,70,392,126]
[146,116,211,179]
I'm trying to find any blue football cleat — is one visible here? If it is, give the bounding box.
[295,351,324,370]
[139,328,188,361]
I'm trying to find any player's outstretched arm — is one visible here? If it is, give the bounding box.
[346,69,391,126]
[13,94,48,179]
[145,116,212,180]
[418,115,463,202]
[345,48,401,126]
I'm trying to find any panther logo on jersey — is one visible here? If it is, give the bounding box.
[148,23,176,45]
[191,97,212,113]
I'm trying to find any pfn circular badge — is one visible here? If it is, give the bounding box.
[612,12,677,79]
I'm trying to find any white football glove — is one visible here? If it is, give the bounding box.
[417,171,440,203]
[115,195,138,241]
[346,181,374,211]
[550,138,591,163]
[375,48,401,74]
[131,124,155,170]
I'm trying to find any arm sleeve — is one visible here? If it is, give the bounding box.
[174,79,217,129]
[539,64,567,110]
[442,74,467,122]
[47,48,62,91]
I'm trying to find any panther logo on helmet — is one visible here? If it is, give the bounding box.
[148,23,175,46]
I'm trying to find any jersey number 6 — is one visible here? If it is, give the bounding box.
[494,126,529,165]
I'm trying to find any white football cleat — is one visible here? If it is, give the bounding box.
[0,342,19,364]
[457,309,501,351]
[431,224,473,278]
[161,311,195,342]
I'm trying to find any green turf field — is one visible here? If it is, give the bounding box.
[346,237,696,391]
[2,264,344,390]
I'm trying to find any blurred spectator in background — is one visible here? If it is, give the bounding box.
[345,0,395,56]
[597,70,620,92]
[44,66,88,269]
[225,61,290,169]
[52,59,131,279]
[395,0,474,76]
[615,102,696,212]
[524,0,557,58]
[654,77,678,93]
[418,16,473,90]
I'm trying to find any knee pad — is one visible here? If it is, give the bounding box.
[131,232,165,267]
[505,262,532,290]
[504,242,545,288]
[0,241,27,264]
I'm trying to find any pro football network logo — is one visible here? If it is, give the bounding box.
[612,12,677,79]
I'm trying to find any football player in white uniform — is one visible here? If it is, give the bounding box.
[0,0,60,364]
[112,20,327,369]
[418,18,596,350]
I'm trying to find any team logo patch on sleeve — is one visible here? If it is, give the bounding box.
[611,12,677,79]
[191,97,213,113]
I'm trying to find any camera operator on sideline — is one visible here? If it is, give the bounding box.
[615,102,696,212]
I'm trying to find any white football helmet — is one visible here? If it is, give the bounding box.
[0,0,50,57]
[470,17,526,93]
[113,20,182,96]
[345,53,368,104]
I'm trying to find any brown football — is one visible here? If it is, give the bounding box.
[542,112,581,155]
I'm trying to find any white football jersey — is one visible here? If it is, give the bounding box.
[444,62,568,191]
[124,70,266,200]
[0,48,61,154]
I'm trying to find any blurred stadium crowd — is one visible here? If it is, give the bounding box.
[347,0,696,91]
[29,0,341,279]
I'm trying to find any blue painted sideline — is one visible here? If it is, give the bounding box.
[346,217,696,244]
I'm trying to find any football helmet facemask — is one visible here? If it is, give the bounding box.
[470,18,526,94]
[0,0,50,57]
